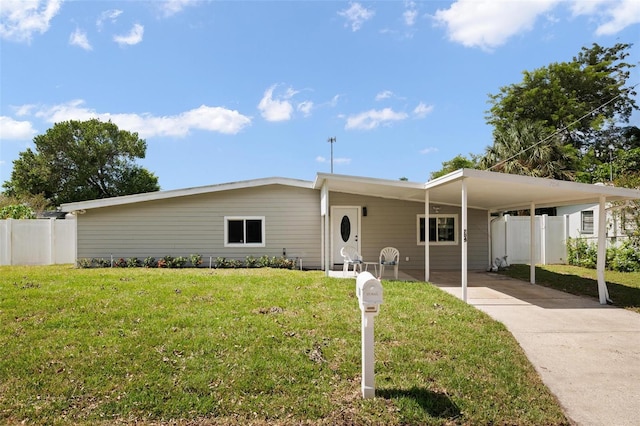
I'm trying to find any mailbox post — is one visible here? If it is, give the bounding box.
[355,271,383,399]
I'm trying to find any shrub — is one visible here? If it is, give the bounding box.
[270,256,296,269]
[567,237,640,272]
[114,258,127,268]
[0,204,35,219]
[95,258,111,268]
[566,238,597,269]
[77,258,92,268]
[173,256,188,268]
[127,257,140,268]
[258,255,271,268]
[215,257,242,268]
[609,240,640,272]
[189,254,203,268]
[143,257,157,268]
[245,256,259,268]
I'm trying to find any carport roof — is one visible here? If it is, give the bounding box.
[314,169,640,212]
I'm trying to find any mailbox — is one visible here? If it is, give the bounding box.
[356,271,383,313]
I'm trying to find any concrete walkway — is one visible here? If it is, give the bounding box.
[430,271,640,426]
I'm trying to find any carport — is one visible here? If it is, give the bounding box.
[317,169,640,305]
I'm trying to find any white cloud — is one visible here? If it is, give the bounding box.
[317,156,351,165]
[113,23,144,46]
[420,147,439,155]
[345,108,408,130]
[433,0,559,50]
[297,101,314,117]
[69,28,92,50]
[96,9,123,31]
[572,0,640,36]
[413,102,434,118]
[258,84,298,122]
[404,1,418,26]
[0,116,37,140]
[158,0,197,18]
[23,99,251,138]
[375,90,393,101]
[0,0,62,43]
[338,2,375,32]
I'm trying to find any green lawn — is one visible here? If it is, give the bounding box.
[1,266,569,425]
[500,264,640,313]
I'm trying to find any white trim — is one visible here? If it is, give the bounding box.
[330,205,361,266]
[223,216,266,248]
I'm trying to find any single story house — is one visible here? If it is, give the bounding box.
[61,169,640,305]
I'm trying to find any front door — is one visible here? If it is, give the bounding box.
[331,206,361,266]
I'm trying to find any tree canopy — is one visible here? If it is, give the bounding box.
[478,120,576,180]
[3,119,160,205]
[486,43,637,153]
[429,154,479,180]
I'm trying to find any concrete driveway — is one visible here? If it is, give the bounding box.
[430,271,640,426]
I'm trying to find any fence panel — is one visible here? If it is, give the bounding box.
[0,218,76,265]
[490,215,566,266]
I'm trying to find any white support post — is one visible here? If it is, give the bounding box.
[487,210,492,269]
[424,190,430,282]
[530,203,536,284]
[361,311,376,398]
[321,183,330,275]
[461,179,468,302]
[596,195,610,304]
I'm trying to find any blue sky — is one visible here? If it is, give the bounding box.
[1,0,639,191]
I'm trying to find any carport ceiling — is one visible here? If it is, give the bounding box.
[316,169,640,213]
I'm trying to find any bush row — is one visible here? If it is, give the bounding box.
[76,254,298,270]
[567,238,640,272]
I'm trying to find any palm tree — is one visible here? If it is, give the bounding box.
[479,120,576,180]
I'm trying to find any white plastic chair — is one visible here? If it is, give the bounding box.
[340,245,363,275]
[379,247,399,280]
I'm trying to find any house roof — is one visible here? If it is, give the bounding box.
[315,169,640,212]
[60,177,314,212]
[60,169,640,213]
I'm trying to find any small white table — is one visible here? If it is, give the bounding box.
[363,262,378,277]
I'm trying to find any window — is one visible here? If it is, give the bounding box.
[417,214,458,245]
[581,211,594,234]
[224,216,265,247]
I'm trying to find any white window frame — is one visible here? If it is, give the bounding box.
[580,210,594,235]
[224,216,266,247]
[417,214,459,246]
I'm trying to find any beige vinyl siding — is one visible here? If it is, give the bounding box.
[76,185,322,268]
[329,192,488,271]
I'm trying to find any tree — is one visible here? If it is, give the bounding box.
[3,119,160,205]
[487,43,637,153]
[478,121,576,180]
[430,154,479,180]
[0,205,35,219]
[0,192,50,215]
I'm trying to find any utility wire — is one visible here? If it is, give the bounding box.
[488,82,639,171]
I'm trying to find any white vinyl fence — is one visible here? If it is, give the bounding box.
[491,214,567,265]
[0,218,76,266]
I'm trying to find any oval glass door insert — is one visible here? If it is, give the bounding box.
[340,215,351,242]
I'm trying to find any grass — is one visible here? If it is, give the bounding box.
[499,264,640,313]
[1,266,569,425]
